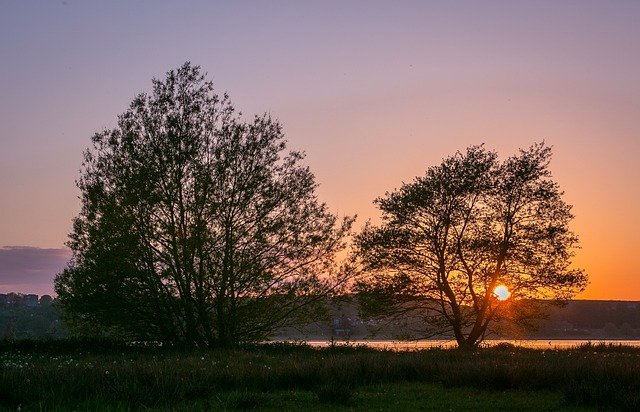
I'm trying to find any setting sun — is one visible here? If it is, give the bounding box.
[493,285,511,301]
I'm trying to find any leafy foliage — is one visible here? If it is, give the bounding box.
[355,143,588,348]
[55,63,354,346]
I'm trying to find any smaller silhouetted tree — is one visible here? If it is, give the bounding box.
[39,295,53,306]
[355,143,588,349]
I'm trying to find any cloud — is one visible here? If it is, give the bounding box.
[0,246,72,296]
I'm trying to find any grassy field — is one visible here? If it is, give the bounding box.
[0,339,638,411]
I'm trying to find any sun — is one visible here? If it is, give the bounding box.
[493,285,511,301]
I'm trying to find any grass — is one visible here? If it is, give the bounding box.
[0,339,638,411]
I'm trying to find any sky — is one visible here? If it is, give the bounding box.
[1,1,639,300]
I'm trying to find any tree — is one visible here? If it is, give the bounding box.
[55,63,354,347]
[355,143,588,349]
[39,295,53,306]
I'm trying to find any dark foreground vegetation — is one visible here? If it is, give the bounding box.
[1,339,638,411]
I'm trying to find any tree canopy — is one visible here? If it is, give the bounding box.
[55,63,354,347]
[355,143,588,349]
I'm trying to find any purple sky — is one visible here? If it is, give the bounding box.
[0,246,70,296]
[1,1,639,299]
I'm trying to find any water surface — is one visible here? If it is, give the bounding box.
[304,339,640,350]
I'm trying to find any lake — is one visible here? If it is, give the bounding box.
[304,339,640,350]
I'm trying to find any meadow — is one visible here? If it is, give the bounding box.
[0,339,638,411]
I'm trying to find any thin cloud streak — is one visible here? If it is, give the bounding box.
[0,246,71,296]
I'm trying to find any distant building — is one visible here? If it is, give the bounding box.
[24,294,39,307]
[333,315,352,336]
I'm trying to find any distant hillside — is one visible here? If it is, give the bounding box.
[529,300,640,339]
[278,299,640,341]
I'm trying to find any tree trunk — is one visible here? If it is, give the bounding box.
[457,337,479,350]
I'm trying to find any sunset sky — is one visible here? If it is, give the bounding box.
[1,1,639,299]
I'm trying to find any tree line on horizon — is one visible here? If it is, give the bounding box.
[4,294,640,342]
[54,63,588,349]
[0,293,67,340]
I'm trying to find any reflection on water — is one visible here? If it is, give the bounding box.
[304,339,640,350]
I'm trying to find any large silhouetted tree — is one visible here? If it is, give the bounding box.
[55,63,354,346]
[355,143,588,349]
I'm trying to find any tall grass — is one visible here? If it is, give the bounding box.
[1,339,639,410]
